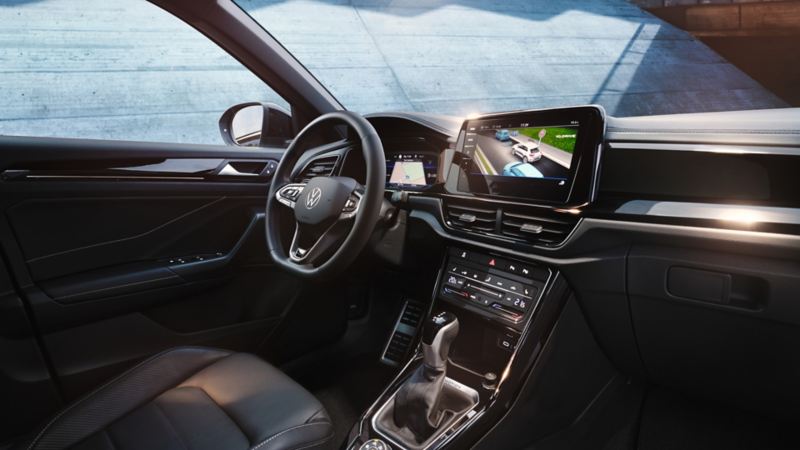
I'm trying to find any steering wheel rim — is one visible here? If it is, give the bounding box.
[266,110,385,279]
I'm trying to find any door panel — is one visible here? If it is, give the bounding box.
[0,256,62,443]
[0,137,313,410]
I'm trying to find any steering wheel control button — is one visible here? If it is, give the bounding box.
[277,183,306,208]
[359,439,390,450]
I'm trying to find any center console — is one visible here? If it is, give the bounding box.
[347,246,560,450]
[347,106,601,450]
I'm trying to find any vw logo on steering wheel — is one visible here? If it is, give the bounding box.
[306,187,323,209]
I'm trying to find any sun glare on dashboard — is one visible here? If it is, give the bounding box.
[719,208,765,226]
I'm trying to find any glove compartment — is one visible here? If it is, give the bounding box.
[628,244,800,421]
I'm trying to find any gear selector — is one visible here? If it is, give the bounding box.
[372,312,478,448]
[393,312,459,437]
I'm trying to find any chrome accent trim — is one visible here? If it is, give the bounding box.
[520,223,544,234]
[218,163,260,177]
[306,187,323,208]
[288,220,336,263]
[458,213,477,223]
[608,141,800,156]
[4,174,206,181]
[411,210,800,268]
[578,218,800,250]
[616,200,800,225]
[435,192,590,213]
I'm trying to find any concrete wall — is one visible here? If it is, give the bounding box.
[0,0,787,145]
[635,0,800,34]
[632,0,797,7]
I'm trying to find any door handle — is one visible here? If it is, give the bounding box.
[218,163,260,177]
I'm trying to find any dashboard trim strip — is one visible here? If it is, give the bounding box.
[410,208,800,268]
[615,200,800,226]
[608,141,800,156]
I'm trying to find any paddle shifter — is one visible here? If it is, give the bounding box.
[393,312,459,440]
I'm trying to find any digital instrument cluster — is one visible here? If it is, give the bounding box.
[385,152,438,189]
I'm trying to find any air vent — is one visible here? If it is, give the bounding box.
[500,211,578,247]
[381,300,425,366]
[444,203,497,233]
[295,155,338,182]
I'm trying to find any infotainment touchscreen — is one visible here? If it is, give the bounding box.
[463,123,577,182]
[452,106,604,204]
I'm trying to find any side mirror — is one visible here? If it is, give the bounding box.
[219,102,293,147]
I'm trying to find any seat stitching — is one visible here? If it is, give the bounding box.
[188,386,250,445]
[102,430,118,450]
[304,408,326,424]
[152,400,191,450]
[26,347,231,450]
[285,431,335,450]
[249,422,332,450]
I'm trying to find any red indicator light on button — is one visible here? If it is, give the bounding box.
[489,258,496,266]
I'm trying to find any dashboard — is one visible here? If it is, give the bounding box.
[323,106,800,254]
[295,106,800,440]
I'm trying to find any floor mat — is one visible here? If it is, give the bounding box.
[637,387,799,450]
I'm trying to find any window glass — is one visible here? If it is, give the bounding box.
[237,0,787,117]
[0,0,289,144]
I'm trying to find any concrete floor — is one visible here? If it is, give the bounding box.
[0,0,787,145]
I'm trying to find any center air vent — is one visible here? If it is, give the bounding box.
[444,203,497,233]
[295,155,338,182]
[501,210,578,247]
[443,200,579,247]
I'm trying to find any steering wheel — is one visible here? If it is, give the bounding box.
[266,111,386,279]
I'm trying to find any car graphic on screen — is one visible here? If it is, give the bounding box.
[511,142,542,163]
[495,129,510,141]
[502,161,543,178]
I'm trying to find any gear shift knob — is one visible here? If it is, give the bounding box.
[422,312,459,371]
[391,312,460,439]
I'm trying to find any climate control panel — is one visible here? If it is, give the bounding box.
[439,247,548,328]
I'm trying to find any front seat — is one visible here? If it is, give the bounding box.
[18,347,334,450]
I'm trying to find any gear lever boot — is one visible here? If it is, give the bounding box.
[393,312,459,440]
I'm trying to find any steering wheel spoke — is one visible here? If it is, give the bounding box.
[275,182,307,209]
[289,220,349,264]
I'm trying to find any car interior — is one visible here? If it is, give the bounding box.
[1,1,799,450]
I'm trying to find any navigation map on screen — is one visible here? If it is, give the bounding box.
[389,160,427,186]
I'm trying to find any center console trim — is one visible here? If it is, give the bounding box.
[348,246,561,450]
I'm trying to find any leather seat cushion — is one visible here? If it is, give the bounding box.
[20,347,333,450]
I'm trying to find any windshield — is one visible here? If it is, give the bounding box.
[238,0,790,117]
